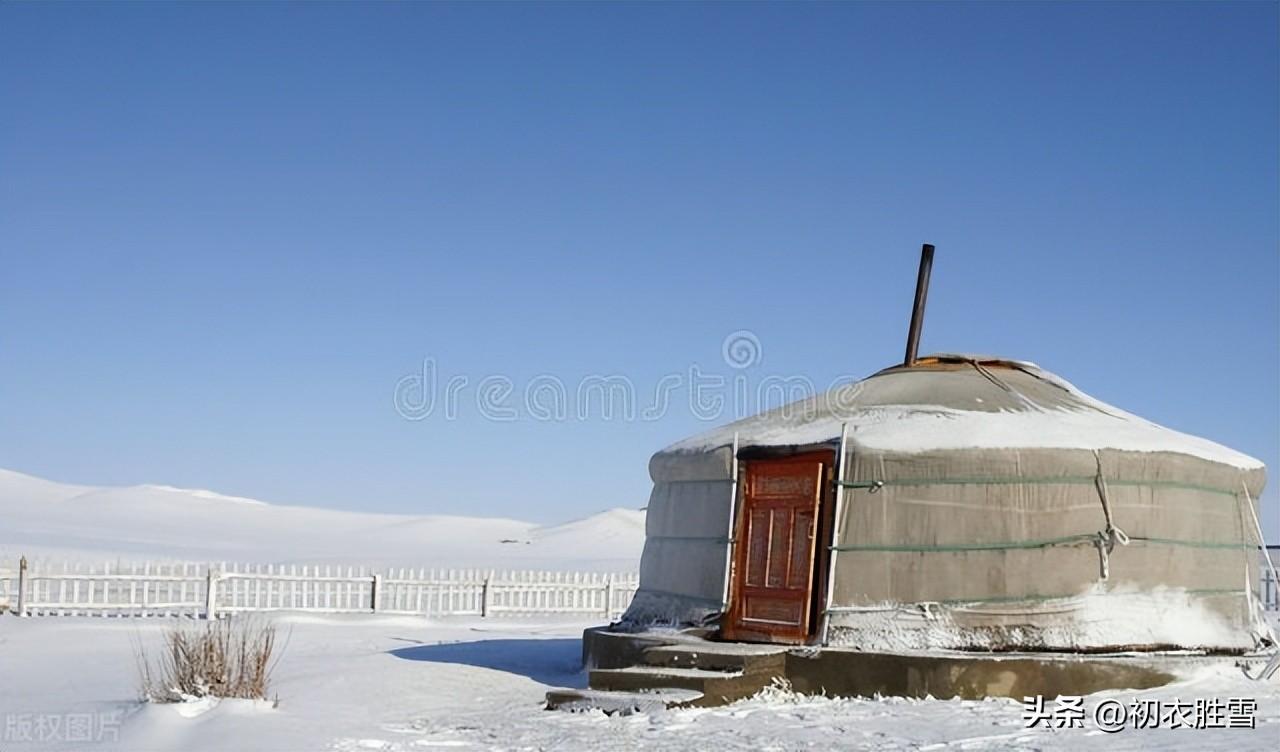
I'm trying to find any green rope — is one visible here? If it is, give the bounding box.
[832,535,1248,553]
[827,587,1249,610]
[839,475,1240,498]
[934,587,1245,606]
[1136,537,1250,550]
[833,534,1098,553]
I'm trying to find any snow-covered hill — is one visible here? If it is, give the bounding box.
[0,468,645,571]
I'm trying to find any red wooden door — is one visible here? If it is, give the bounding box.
[722,454,827,644]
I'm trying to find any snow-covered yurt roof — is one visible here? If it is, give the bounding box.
[661,353,1262,470]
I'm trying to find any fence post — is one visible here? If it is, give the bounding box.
[603,574,613,619]
[204,566,218,619]
[371,573,383,613]
[16,556,28,617]
[481,572,491,618]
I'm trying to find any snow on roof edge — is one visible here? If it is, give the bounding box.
[658,357,1265,472]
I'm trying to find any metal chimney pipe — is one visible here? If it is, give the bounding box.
[903,243,935,366]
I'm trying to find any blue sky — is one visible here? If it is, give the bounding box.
[1,2,1276,536]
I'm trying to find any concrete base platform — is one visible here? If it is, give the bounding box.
[551,626,1256,709]
[785,647,1176,700]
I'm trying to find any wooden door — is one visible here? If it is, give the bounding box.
[722,453,828,644]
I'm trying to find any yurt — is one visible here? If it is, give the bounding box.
[621,247,1271,654]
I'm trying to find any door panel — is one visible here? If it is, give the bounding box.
[722,454,827,644]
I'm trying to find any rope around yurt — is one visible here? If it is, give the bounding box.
[1091,449,1131,581]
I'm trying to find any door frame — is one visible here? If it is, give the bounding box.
[721,449,836,645]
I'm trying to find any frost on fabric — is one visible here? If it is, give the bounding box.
[827,585,1262,653]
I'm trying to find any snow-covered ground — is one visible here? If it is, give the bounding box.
[0,469,645,571]
[2,466,1276,750]
[1,614,1277,751]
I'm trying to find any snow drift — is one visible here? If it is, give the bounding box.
[0,468,645,571]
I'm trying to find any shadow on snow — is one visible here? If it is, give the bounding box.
[387,638,586,688]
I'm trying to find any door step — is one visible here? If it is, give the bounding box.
[549,631,792,711]
[590,664,744,689]
[576,643,788,707]
[585,665,766,707]
[544,687,704,714]
[641,643,788,675]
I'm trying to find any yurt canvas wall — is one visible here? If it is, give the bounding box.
[624,444,738,627]
[828,444,1265,651]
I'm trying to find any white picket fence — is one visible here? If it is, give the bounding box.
[1,553,1274,619]
[0,558,639,620]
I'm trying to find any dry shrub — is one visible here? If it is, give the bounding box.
[136,616,279,703]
